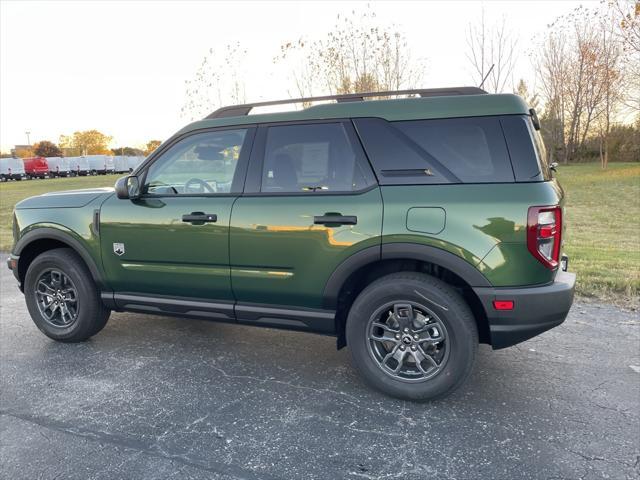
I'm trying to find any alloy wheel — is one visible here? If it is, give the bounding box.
[367,301,449,382]
[34,269,79,328]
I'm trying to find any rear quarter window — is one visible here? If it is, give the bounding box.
[354,116,514,184]
[500,115,550,182]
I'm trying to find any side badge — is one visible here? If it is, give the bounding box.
[113,243,125,256]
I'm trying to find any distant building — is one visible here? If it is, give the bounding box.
[12,145,33,158]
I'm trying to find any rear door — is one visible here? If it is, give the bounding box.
[100,127,255,309]
[229,120,382,328]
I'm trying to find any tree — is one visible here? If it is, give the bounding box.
[610,0,640,112]
[59,130,113,156]
[535,5,625,164]
[181,42,248,121]
[514,79,540,110]
[594,12,625,168]
[466,11,518,93]
[145,140,162,155]
[32,140,62,157]
[274,8,425,97]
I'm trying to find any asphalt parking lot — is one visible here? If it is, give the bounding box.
[1,266,639,480]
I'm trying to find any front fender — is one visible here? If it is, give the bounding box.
[13,226,107,290]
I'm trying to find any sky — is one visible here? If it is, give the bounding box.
[0,0,589,152]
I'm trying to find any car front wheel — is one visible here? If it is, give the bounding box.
[346,272,478,401]
[24,248,110,342]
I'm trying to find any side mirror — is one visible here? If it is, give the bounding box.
[550,162,558,172]
[115,175,140,200]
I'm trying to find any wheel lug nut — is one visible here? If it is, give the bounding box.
[403,327,409,333]
[414,335,419,341]
[395,334,401,340]
[411,345,417,351]
[400,345,406,351]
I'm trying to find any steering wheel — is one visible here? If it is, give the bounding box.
[184,178,216,194]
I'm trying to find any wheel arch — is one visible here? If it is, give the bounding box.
[323,243,492,349]
[14,227,105,292]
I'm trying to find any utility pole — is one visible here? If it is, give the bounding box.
[25,130,31,145]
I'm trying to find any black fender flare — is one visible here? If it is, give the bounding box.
[322,242,491,309]
[14,227,105,289]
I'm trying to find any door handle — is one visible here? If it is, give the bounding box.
[182,212,217,223]
[313,214,357,226]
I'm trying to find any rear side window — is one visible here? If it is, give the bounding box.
[261,123,373,193]
[354,117,514,184]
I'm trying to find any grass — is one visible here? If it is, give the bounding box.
[556,163,639,305]
[0,164,638,304]
[0,174,121,252]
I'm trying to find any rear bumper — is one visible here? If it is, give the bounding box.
[473,270,576,349]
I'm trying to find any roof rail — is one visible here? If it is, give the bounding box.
[205,87,487,119]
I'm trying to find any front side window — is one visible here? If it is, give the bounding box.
[261,123,370,193]
[144,129,247,195]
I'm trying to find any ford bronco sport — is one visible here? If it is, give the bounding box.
[7,87,575,401]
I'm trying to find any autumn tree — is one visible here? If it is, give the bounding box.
[466,11,518,93]
[275,8,425,97]
[32,140,62,157]
[59,130,112,156]
[144,140,162,155]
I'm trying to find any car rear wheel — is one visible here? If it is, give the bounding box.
[24,248,110,342]
[346,272,478,401]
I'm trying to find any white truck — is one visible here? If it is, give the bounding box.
[0,157,27,181]
[85,155,115,175]
[113,156,130,173]
[45,157,72,177]
[67,157,90,176]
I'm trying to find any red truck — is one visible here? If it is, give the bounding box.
[22,157,49,179]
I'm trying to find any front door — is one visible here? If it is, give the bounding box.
[100,127,255,304]
[230,121,383,320]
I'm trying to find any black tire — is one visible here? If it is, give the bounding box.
[346,272,478,401]
[24,248,110,342]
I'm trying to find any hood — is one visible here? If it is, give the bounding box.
[16,187,114,209]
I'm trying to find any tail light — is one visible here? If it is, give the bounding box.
[527,206,562,269]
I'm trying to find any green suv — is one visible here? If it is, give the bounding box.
[7,87,575,400]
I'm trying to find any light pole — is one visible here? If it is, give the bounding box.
[25,130,31,145]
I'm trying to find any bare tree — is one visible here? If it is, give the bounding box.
[535,30,568,162]
[181,42,248,121]
[275,8,425,97]
[596,12,625,168]
[466,10,518,93]
[535,5,625,165]
[610,0,640,112]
